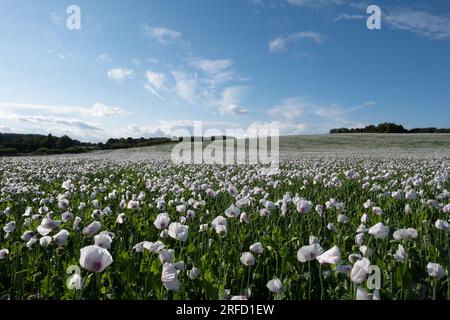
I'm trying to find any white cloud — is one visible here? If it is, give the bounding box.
[385,8,450,40]
[267,97,305,119]
[16,115,102,131]
[49,12,63,24]
[107,68,134,82]
[247,120,306,135]
[171,71,199,105]
[334,13,366,21]
[144,71,168,101]
[131,58,141,65]
[0,102,129,118]
[218,87,249,115]
[269,31,326,52]
[97,54,112,62]
[0,126,11,133]
[81,103,129,118]
[287,0,347,8]
[143,25,182,44]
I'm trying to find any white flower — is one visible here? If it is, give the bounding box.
[154,213,170,230]
[240,252,256,266]
[337,214,348,224]
[443,204,450,213]
[39,236,52,248]
[3,221,16,233]
[161,262,180,291]
[144,241,165,253]
[393,228,418,241]
[360,214,369,224]
[359,245,372,257]
[231,295,248,300]
[350,258,371,284]
[58,199,69,210]
[435,219,450,232]
[394,244,407,263]
[82,221,101,237]
[316,245,341,265]
[215,225,227,237]
[405,189,417,200]
[356,287,380,300]
[94,233,113,249]
[211,216,227,228]
[355,233,365,245]
[73,216,81,230]
[266,278,284,293]
[240,212,250,224]
[158,249,174,263]
[116,213,125,224]
[372,207,383,216]
[297,243,324,262]
[53,229,69,246]
[187,266,200,280]
[37,217,60,236]
[368,222,389,239]
[225,204,240,218]
[168,222,189,242]
[61,212,73,222]
[296,200,312,214]
[79,245,113,272]
[127,200,139,210]
[0,249,9,260]
[426,263,445,279]
[249,242,264,254]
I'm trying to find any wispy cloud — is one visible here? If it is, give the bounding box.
[385,7,450,40]
[171,70,199,105]
[267,97,305,119]
[0,102,129,118]
[107,68,134,82]
[334,13,366,21]
[16,115,102,131]
[144,71,168,101]
[143,25,182,44]
[97,54,112,62]
[218,87,249,115]
[269,31,326,52]
[287,0,347,9]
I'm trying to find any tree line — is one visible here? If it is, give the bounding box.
[0,133,172,156]
[330,123,450,134]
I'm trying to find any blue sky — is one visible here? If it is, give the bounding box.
[0,0,449,141]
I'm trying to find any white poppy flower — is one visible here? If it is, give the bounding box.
[168,222,189,242]
[240,252,256,266]
[154,213,170,230]
[82,221,101,237]
[266,278,284,293]
[394,244,407,263]
[393,228,418,241]
[297,243,324,262]
[316,245,341,265]
[350,257,370,284]
[161,262,180,291]
[94,233,112,249]
[79,245,113,272]
[53,229,69,246]
[426,263,445,279]
[249,242,264,254]
[368,222,389,239]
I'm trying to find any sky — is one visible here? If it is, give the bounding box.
[0,0,449,142]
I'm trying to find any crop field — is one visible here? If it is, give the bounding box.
[0,134,449,300]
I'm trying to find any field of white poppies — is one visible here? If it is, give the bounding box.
[0,134,449,300]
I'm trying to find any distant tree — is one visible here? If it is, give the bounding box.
[56,135,74,150]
